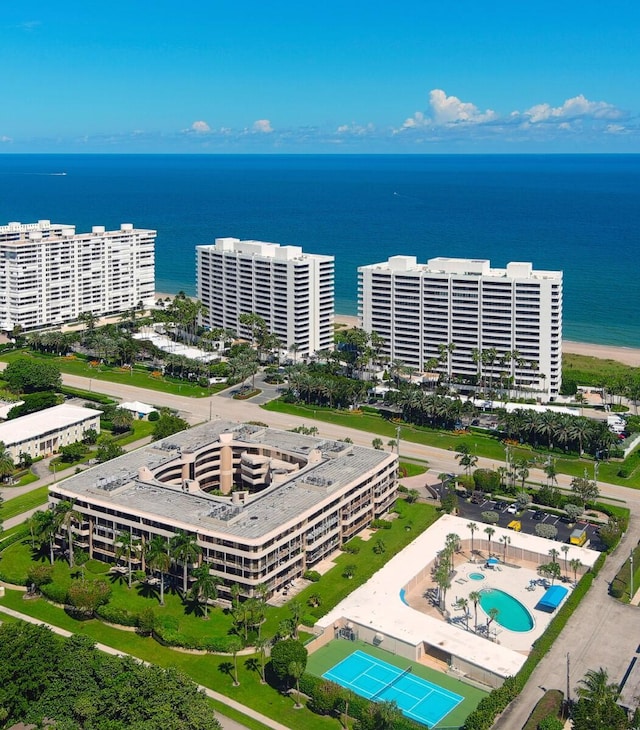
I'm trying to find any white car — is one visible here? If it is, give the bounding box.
[506,504,518,514]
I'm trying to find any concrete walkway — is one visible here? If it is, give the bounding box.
[0,603,287,730]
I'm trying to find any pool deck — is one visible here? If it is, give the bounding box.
[316,514,599,683]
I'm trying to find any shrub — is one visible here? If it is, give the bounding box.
[303,570,321,582]
[40,582,69,604]
[370,518,392,530]
[202,636,234,653]
[27,564,54,589]
[481,510,500,524]
[148,410,160,422]
[618,467,629,478]
[473,468,501,492]
[270,639,308,684]
[136,607,156,635]
[95,604,139,627]
[301,613,317,627]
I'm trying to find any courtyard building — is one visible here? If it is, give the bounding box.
[0,220,155,332]
[196,237,335,357]
[358,256,562,400]
[48,420,397,601]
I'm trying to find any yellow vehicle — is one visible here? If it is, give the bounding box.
[508,520,522,532]
[570,527,588,546]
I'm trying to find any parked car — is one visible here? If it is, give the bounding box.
[506,504,518,514]
[508,520,522,531]
[494,500,508,511]
[532,510,546,521]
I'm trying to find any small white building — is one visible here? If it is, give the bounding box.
[0,404,102,460]
[117,401,157,420]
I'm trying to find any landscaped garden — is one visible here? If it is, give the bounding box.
[0,499,443,728]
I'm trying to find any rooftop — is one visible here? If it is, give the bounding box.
[52,420,394,541]
[0,404,102,445]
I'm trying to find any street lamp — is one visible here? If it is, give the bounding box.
[630,551,634,601]
[396,425,401,456]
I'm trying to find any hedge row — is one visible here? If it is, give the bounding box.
[462,553,606,730]
[298,672,424,730]
[59,385,115,405]
[0,526,30,553]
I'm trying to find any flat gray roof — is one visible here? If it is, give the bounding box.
[0,404,102,445]
[54,420,394,540]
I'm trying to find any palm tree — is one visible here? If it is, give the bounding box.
[254,635,270,684]
[170,530,201,594]
[226,635,242,686]
[54,500,82,568]
[576,667,621,705]
[145,535,170,605]
[0,442,14,483]
[498,534,510,563]
[467,521,478,556]
[31,509,57,565]
[484,526,495,555]
[189,564,222,618]
[570,557,583,584]
[115,530,141,588]
[561,545,570,579]
[469,590,481,631]
[289,660,305,708]
[455,597,470,630]
[487,606,499,632]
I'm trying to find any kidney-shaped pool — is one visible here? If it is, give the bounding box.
[479,588,534,632]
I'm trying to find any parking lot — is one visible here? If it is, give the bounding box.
[456,494,605,551]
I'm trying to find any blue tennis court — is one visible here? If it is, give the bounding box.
[322,650,463,727]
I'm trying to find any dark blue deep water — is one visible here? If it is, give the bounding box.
[0,154,638,347]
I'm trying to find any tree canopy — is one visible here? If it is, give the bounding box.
[0,622,221,729]
[4,357,62,393]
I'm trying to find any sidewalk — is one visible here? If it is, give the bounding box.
[0,603,290,730]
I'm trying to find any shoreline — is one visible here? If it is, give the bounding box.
[155,293,640,368]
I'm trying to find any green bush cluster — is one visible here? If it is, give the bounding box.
[40,582,70,604]
[370,518,392,529]
[303,569,321,582]
[95,603,139,627]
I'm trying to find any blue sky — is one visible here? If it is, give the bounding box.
[2,1,639,153]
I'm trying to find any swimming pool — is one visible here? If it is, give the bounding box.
[469,572,485,581]
[479,588,534,632]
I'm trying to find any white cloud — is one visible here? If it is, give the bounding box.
[605,123,628,135]
[396,90,496,132]
[252,119,273,133]
[428,89,496,125]
[336,122,375,136]
[0,135,12,143]
[190,120,211,133]
[522,94,620,124]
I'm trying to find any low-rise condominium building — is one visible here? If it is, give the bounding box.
[49,420,397,601]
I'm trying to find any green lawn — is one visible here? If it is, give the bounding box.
[0,589,345,730]
[0,350,214,398]
[262,400,640,489]
[307,639,488,729]
[1,485,49,521]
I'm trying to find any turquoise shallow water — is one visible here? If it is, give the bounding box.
[1,153,638,347]
[479,588,534,632]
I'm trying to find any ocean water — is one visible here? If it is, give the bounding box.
[0,153,638,348]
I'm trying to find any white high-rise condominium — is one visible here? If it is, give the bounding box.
[358,256,562,400]
[197,237,334,357]
[0,220,155,332]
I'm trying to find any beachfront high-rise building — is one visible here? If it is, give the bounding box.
[358,256,562,400]
[196,237,334,356]
[0,220,155,332]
